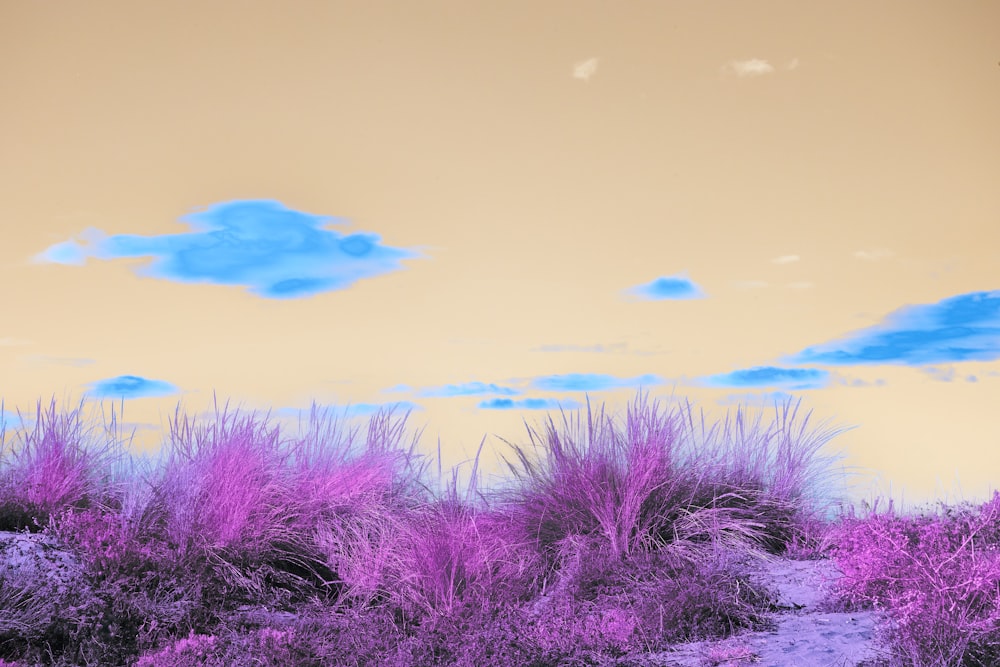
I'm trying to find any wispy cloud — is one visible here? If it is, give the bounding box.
[854,248,895,261]
[716,390,796,407]
[724,59,775,77]
[531,341,664,357]
[772,255,800,264]
[622,273,705,301]
[478,397,582,411]
[16,354,95,368]
[0,337,31,346]
[385,373,671,416]
[534,342,628,354]
[271,400,423,422]
[0,410,35,435]
[699,366,830,390]
[918,366,981,383]
[784,58,800,71]
[573,57,599,81]
[530,372,664,392]
[416,382,521,398]
[29,200,431,300]
[921,366,958,382]
[829,373,886,388]
[786,281,814,290]
[83,375,179,400]
[780,290,1000,367]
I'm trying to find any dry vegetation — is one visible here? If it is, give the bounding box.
[0,389,997,666]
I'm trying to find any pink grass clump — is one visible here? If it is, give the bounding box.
[45,505,164,577]
[824,493,1000,666]
[0,396,137,523]
[12,386,1000,666]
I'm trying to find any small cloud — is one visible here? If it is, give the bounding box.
[725,59,775,77]
[772,255,800,265]
[417,382,520,398]
[699,366,830,390]
[573,57,599,81]
[920,366,991,384]
[0,337,32,346]
[0,409,36,435]
[854,249,895,261]
[478,397,582,411]
[784,58,800,70]
[530,372,664,392]
[622,273,705,301]
[29,200,432,300]
[921,366,957,382]
[780,290,1000,367]
[786,282,814,290]
[83,375,179,400]
[829,373,886,388]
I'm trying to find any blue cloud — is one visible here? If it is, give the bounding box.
[273,400,423,421]
[716,390,796,407]
[830,374,886,388]
[0,407,35,436]
[921,366,958,382]
[478,397,583,410]
[83,375,179,400]
[781,290,1000,367]
[417,382,521,398]
[530,372,664,392]
[31,200,431,300]
[622,273,705,301]
[699,366,830,390]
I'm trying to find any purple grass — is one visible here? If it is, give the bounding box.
[0,388,997,666]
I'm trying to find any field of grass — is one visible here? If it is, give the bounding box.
[0,388,997,666]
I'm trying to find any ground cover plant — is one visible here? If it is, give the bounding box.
[0,388,997,666]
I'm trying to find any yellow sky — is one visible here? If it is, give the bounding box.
[2,1,999,515]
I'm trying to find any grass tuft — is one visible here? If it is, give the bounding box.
[0,387,996,666]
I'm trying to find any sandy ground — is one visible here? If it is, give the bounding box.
[633,556,899,667]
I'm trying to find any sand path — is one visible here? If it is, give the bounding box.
[635,556,898,667]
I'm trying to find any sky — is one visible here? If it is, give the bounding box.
[2,1,999,515]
